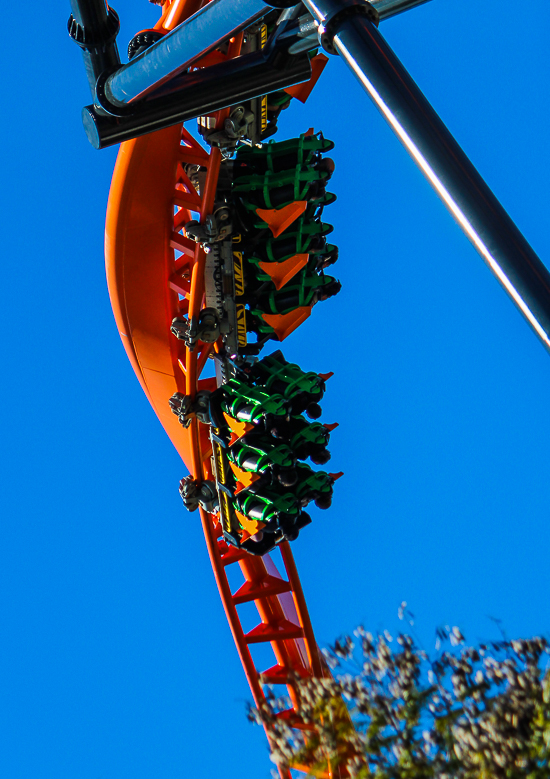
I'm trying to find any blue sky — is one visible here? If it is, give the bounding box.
[1,0,549,776]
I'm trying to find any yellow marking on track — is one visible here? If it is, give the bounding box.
[213,438,233,534]
[233,251,245,296]
[236,304,248,346]
[261,96,268,133]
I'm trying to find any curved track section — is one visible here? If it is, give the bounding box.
[105,2,337,772]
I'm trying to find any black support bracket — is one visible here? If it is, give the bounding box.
[317,0,379,54]
[82,46,312,149]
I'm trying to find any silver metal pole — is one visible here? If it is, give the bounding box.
[301,0,550,352]
[104,0,271,106]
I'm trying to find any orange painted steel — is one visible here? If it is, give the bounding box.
[105,1,340,774]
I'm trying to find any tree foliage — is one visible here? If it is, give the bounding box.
[250,608,550,778]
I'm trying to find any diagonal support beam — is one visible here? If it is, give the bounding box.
[301,0,550,353]
[104,0,271,106]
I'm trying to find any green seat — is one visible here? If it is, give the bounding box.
[235,132,335,174]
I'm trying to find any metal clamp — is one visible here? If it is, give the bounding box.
[94,68,134,117]
[169,391,212,427]
[317,0,379,54]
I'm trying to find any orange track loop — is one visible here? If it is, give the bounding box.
[106,1,339,775]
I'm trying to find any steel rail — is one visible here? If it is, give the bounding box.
[104,0,270,105]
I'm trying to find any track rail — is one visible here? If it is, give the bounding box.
[105,2,341,773]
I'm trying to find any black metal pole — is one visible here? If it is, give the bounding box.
[67,0,121,100]
[301,0,550,352]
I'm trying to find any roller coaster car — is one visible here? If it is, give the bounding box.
[230,462,340,543]
[231,132,336,237]
[269,416,333,463]
[247,272,342,340]
[228,435,298,486]
[170,130,343,555]
[219,378,290,428]
[308,243,339,271]
[209,420,313,556]
[247,349,326,413]
[233,164,335,212]
[291,462,338,509]
[234,132,335,174]
[183,130,341,358]
[201,361,341,555]
[241,220,334,265]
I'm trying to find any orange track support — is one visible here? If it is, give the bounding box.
[105,2,343,775]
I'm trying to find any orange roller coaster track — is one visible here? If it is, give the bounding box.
[105,2,336,773]
[68,0,550,771]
